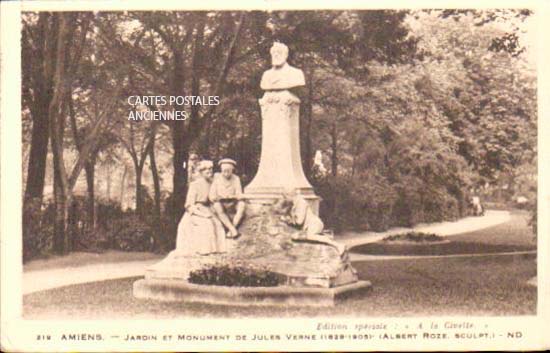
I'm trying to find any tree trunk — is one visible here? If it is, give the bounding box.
[106,164,112,200]
[51,163,66,253]
[24,13,56,204]
[330,121,338,177]
[24,110,50,203]
[198,119,212,158]
[168,47,188,241]
[119,165,128,206]
[149,140,162,250]
[49,13,74,254]
[84,157,96,230]
[134,162,144,215]
[171,122,189,238]
[351,140,361,177]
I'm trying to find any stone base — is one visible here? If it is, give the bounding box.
[134,278,371,307]
[143,249,358,289]
[134,197,370,305]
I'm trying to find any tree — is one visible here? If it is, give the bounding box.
[117,115,157,216]
[47,12,122,254]
[408,10,536,187]
[97,11,250,239]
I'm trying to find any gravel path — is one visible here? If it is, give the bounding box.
[23,259,160,295]
[339,210,511,248]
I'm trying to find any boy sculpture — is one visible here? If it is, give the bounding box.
[209,158,246,238]
[278,189,346,257]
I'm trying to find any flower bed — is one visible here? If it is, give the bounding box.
[188,264,280,287]
[383,232,445,243]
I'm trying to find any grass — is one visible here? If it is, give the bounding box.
[352,211,536,256]
[352,241,534,256]
[22,210,537,319]
[446,210,535,246]
[23,253,536,319]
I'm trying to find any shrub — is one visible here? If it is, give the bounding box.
[316,170,467,234]
[357,174,397,232]
[95,199,125,231]
[23,197,54,262]
[317,173,397,232]
[392,179,424,227]
[81,198,156,252]
[188,264,280,287]
[317,176,360,232]
[422,186,460,223]
[23,196,157,261]
[107,213,153,252]
[383,232,444,243]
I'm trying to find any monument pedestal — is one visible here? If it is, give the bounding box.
[245,90,320,214]
[134,200,370,306]
[134,278,370,307]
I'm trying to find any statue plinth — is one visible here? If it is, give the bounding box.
[135,201,370,306]
[244,90,320,214]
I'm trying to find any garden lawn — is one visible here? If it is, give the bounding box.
[23,253,536,319]
[351,210,535,256]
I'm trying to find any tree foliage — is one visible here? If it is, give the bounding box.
[21,10,537,258]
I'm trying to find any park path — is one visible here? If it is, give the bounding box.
[23,259,161,295]
[339,209,511,248]
[23,210,510,295]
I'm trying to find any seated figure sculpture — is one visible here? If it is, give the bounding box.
[278,189,346,257]
[209,158,245,238]
[175,160,226,255]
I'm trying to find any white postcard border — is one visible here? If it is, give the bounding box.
[1,0,549,351]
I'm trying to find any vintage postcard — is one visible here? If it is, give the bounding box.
[1,0,549,351]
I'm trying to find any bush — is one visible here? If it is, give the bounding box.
[392,179,424,227]
[383,232,444,243]
[77,197,157,252]
[23,197,54,262]
[422,187,460,223]
[105,213,154,252]
[317,173,398,232]
[188,264,280,287]
[316,171,468,234]
[317,176,362,232]
[358,174,397,232]
[95,199,125,231]
[22,196,156,262]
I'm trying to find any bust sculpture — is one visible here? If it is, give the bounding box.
[260,42,305,91]
[245,41,316,206]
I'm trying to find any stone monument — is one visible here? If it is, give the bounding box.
[245,42,320,214]
[133,42,370,306]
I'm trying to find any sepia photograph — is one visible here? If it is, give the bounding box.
[1,0,548,351]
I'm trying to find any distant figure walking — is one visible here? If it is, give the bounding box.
[471,195,484,216]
